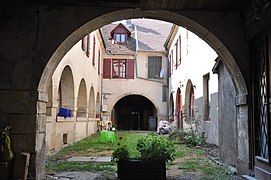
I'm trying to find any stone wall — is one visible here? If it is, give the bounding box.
[194,93,218,145]
[217,62,238,168]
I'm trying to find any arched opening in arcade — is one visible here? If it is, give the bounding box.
[112,95,157,131]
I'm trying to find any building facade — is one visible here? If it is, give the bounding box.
[165,25,219,145]
[101,19,171,130]
[45,29,104,153]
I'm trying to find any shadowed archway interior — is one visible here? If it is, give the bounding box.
[113,95,157,130]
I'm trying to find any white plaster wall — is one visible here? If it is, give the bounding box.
[169,27,218,101]
[46,30,104,154]
[168,27,219,145]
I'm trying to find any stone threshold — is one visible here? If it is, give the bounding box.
[67,156,112,162]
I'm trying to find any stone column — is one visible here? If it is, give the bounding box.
[236,93,250,175]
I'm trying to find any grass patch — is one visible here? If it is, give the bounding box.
[46,130,233,180]
[46,131,147,171]
[47,131,146,161]
[176,158,231,179]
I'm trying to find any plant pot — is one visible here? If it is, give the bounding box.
[117,160,166,180]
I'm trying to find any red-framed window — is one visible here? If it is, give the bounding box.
[103,59,134,79]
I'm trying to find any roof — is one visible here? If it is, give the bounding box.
[100,19,173,55]
[100,23,136,55]
[133,19,173,52]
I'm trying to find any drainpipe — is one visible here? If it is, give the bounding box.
[166,55,169,121]
[135,25,139,51]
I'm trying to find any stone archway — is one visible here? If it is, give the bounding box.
[77,79,87,118]
[184,79,195,123]
[169,93,174,121]
[113,95,157,130]
[57,66,75,111]
[88,87,95,119]
[30,7,248,178]
[175,88,183,129]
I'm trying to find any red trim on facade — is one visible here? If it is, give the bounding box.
[127,59,134,79]
[98,50,100,75]
[103,58,111,78]
[92,37,96,66]
[86,35,90,57]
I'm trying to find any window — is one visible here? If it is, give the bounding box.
[103,59,134,79]
[169,54,172,77]
[115,33,126,44]
[86,35,90,57]
[162,85,167,102]
[92,37,96,66]
[171,50,174,74]
[113,59,126,79]
[81,35,90,57]
[203,73,210,121]
[81,36,87,51]
[148,56,162,79]
[178,35,181,65]
[175,40,178,69]
[98,50,100,75]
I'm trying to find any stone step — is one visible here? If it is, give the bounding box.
[67,156,112,162]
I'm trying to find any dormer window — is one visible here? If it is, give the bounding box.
[115,33,126,44]
[110,23,131,45]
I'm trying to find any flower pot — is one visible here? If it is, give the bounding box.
[117,160,166,180]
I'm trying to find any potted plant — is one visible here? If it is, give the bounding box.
[112,133,176,180]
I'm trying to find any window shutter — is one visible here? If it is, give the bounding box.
[175,40,178,69]
[148,56,162,78]
[81,37,86,51]
[103,59,111,79]
[98,50,100,75]
[169,57,171,77]
[92,37,96,66]
[86,35,90,57]
[126,59,134,79]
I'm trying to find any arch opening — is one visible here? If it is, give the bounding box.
[113,95,157,131]
[77,79,87,118]
[88,87,95,118]
[37,7,249,178]
[57,66,75,113]
[184,79,195,124]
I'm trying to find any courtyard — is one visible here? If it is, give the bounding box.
[46,131,243,180]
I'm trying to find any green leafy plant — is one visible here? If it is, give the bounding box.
[112,134,176,162]
[112,136,130,162]
[112,146,130,162]
[169,128,206,147]
[136,134,176,162]
[183,129,206,147]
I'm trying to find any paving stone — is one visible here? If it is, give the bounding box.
[94,157,112,162]
[47,171,99,180]
[67,157,96,162]
[67,156,112,162]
